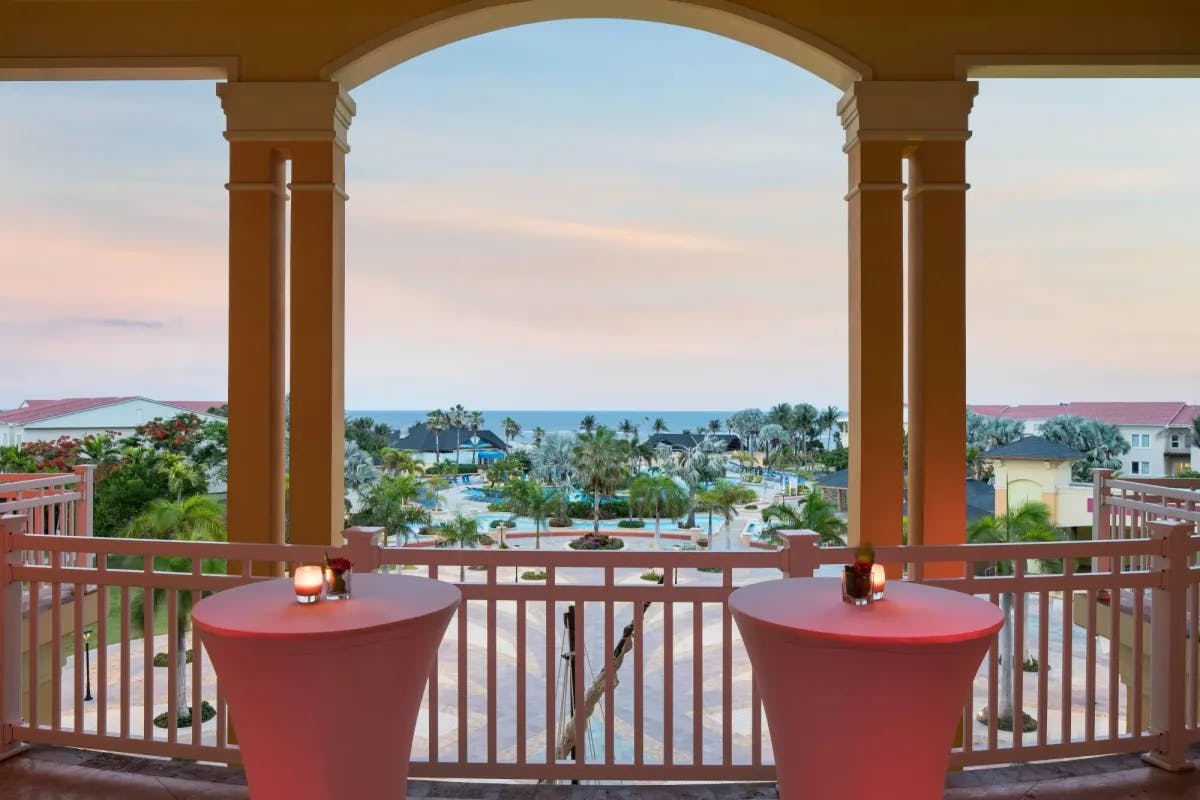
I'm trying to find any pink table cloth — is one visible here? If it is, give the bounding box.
[729,578,1002,799]
[193,573,460,800]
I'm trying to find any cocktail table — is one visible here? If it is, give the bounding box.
[193,572,460,799]
[729,577,1002,799]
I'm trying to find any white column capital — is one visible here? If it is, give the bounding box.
[837,80,978,150]
[216,81,356,152]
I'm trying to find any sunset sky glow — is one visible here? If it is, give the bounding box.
[2,20,1197,411]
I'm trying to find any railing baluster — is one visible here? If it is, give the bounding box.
[191,587,202,746]
[486,571,497,767]
[1061,559,1073,744]
[167,589,179,743]
[692,599,702,765]
[722,569,733,768]
[1132,587,1144,735]
[633,593,644,767]
[73,580,84,733]
[120,586,130,739]
[143,570,154,742]
[987,591,998,751]
[50,576,61,732]
[28,579,39,730]
[515,597,526,766]
[1037,590,1048,748]
[663,575,674,766]
[1013,566,1025,752]
[603,571,614,766]
[1085,588,1097,743]
[97,583,108,738]
[544,566,555,767]
[457,598,467,764]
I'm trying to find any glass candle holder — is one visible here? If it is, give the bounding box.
[870,563,886,601]
[293,565,325,604]
[842,566,872,605]
[325,567,352,600]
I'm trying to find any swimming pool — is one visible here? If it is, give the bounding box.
[471,512,713,533]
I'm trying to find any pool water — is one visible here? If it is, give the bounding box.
[471,513,719,534]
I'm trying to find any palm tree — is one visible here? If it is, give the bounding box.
[380,447,423,477]
[793,404,819,460]
[0,445,33,472]
[506,477,558,549]
[352,475,430,545]
[707,419,722,436]
[154,453,206,501]
[502,417,521,446]
[122,495,225,722]
[434,513,485,582]
[656,436,726,529]
[695,479,756,548]
[468,410,485,465]
[422,473,449,510]
[818,406,841,449]
[533,431,578,520]
[343,441,380,515]
[532,427,546,447]
[652,418,668,435]
[579,415,597,434]
[79,434,122,469]
[760,494,846,546]
[629,474,689,549]
[449,404,468,467]
[426,410,449,465]
[758,424,785,467]
[618,418,637,441]
[968,501,1062,732]
[573,429,628,533]
[1039,414,1130,482]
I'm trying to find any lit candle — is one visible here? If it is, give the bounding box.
[293,565,325,604]
[870,563,886,600]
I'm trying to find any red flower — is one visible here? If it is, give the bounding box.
[326,557,352,573]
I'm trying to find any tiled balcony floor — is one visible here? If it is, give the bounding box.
[1,746,1198,799]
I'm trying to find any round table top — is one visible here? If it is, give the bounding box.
[729,577,1003,645]
[192,572,461,641]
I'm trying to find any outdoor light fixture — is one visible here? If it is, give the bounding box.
[83,628,94,701]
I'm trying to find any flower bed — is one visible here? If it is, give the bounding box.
[567,533,625,550]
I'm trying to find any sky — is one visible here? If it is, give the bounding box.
[1,20,1197,411]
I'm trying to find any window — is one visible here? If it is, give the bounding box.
[1130,433,1151,448]
[1171,434,1182,448]
[1130,460,1152,475]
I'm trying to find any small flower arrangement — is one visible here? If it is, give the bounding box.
[325,553,353,600]
[842,543,874,605]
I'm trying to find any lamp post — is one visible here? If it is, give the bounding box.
[83,628,94,701]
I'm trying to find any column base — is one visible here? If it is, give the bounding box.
[1142,750,1196,773]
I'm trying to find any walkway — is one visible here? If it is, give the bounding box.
[1,747,1197,799]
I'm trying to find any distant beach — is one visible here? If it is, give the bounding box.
[347,409,738,441]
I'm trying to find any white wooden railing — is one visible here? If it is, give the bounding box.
[0,474,1197,780]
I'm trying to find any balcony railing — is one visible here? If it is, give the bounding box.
[0,470,1197,780]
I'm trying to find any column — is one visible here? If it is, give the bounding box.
[217,84,289,548]
[904,83,976,571]
[217,82,355,548]
[838,87,906,549]
[289,135,350,547]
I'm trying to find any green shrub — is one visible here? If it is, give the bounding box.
[478,533,495,546]
[485,501,513,512]
[568,533,624,550]
[565,497,629,519]
[745,504,758,510]
[426,463,478,475]
[617,519,646,528]
[521,569,547,581]
[153,650,194,667]
[640,570,663,583]
[488,517,516,529]
[548,517,572,528]
[153,700,215,729]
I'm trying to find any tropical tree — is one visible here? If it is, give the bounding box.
[380,447,423,477]
[694,479,756,548]
[506,477,558,549]
[352,475,432,545]
[1039,415,1131,482]
[78,434,123,470]
[759,494,846,546]
[343,440,380,513]
[793,404,820,460]
[818,406,841,450]
[422,473,449,510]
[502,417,521,446]
[579,415,597,434]
[0,445,34,472]
[967,501,1062,732]
[656,435,726,528]
[468,410,485,465]
[1191,416,1200,449]
[122,495,226,723]
[533,431,578,519]
[532,427,546,447]
[573,429,628,533]
[629,474,689,549]
[434,513,486,581]
[618,418,638,441]
[426,409,450,464]
[345,416,391,456]
[449,404,468,466]
[758,423,786,466]
[707,418,722,435]
[652,417,668,435]
[154,453,207,501]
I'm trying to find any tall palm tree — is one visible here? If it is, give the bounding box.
[502,417,521,446]
[572,429,628,533]
[344,441,380,516]
[422,473,449,510]
[449,404,468,467]
[759,494,846,546]
[618,418,637,441]
[352,475,430,545]
[79,434,122,469]
[434,513,486,582]
[968,501,1062,732]
[794,404,819,460]
[154,453,206,501]
[579,415,598,434]
[380,447,423,477]
[695,479,756,548]
[629,474,689,549]
[707,419,722,436]
[818,406,841,449]
[426,410,449,465]
[122,495,225,722]
[758,424,785,467]
[468,410,485,465]
[533,431,578,520]
[532,427,546,447]
[652,418,668,435]
[0,445,33,472]
[656,436,726,528]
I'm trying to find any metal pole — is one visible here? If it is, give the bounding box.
[83,629,93,701]
[562,605,578,783]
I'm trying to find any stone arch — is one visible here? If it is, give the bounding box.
[322,0,870,90]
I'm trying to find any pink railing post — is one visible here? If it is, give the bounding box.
[781,531,821,577]
[1142,519,1196,772]
[1092,468,1114,575]
[342,527,383,572]
[0,514,28,761]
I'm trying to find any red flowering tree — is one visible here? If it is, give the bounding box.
[19,436,84,473]
[137,414,204,454]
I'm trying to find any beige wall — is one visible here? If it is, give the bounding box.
[990,457,1091,528]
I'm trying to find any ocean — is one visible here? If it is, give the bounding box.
[347,409,737,440]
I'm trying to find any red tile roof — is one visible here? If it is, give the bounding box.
[970,402,1196,427]
[0,397,226,425]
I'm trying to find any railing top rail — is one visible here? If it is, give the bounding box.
[10,532,337,562]
[1103,496,1200,523]
[816,537,1166,564]
[0,473,81,494]
[381,546,787,569]
[1106,478,1200,501]
[0,492,84,515]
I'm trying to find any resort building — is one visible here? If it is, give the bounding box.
[389,422,508,465]
[815,468,995,526]
[0,397,225,445]
[970,402,1200,477]
[980,435,1091,535]
[646,432,742,452]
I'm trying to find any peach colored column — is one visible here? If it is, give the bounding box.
[903,83,977,578]
[839,86,906,548]
[217,84,289,549]
[288,120,351,546]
